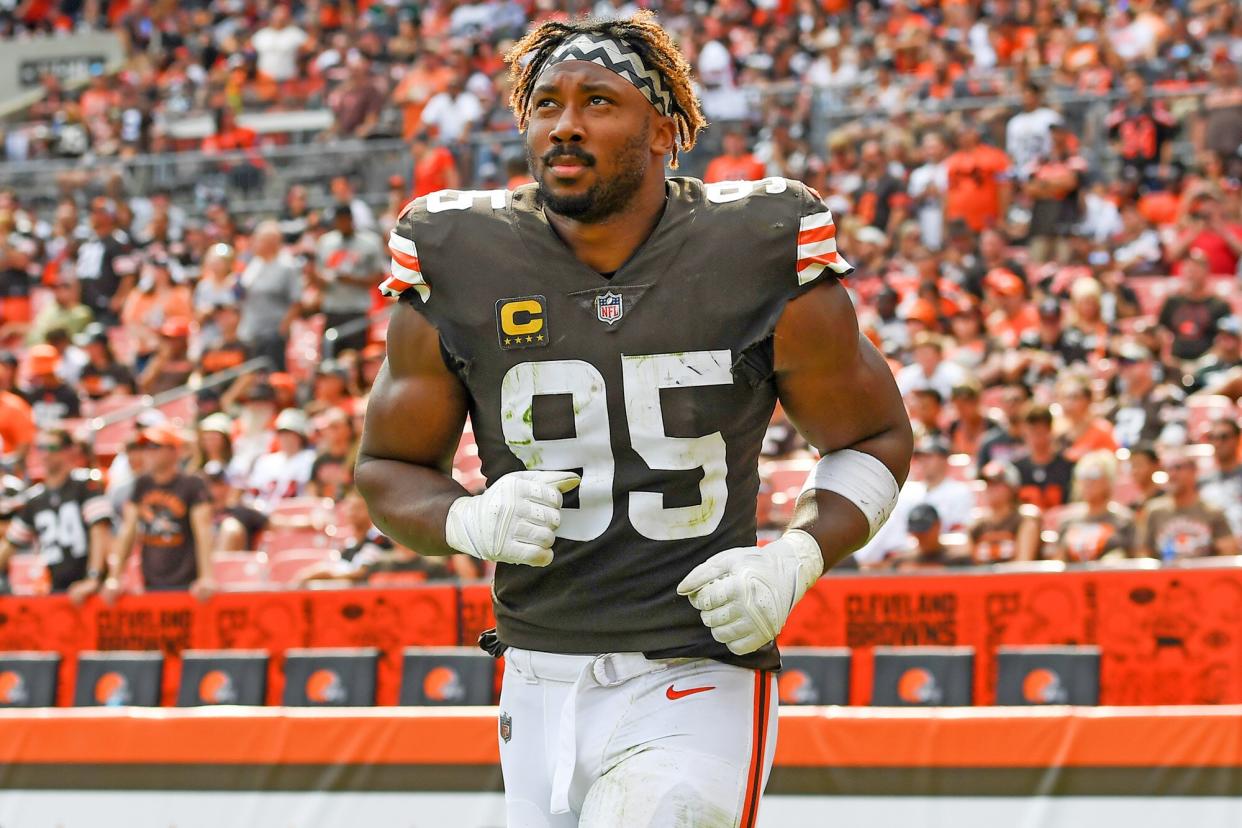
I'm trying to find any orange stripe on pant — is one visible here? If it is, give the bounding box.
[739,671,770,828]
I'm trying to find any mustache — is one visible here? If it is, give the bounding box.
[542,146,596,166]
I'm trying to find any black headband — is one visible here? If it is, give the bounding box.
[539,33,673,117]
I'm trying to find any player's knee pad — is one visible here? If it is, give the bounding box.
[578,749,745,828]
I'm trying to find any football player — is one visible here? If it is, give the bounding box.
[357,13,912,827]
[0,429,114,602]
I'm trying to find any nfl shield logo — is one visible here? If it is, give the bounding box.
[499,711,512,743]
[595,291,623,325]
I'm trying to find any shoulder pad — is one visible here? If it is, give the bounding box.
[23,483,45,501]
[692,177,852,284]
[381,188,513,302]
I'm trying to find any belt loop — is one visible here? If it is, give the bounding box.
[507,648,539,684]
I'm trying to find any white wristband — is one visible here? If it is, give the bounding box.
[800,449,900,541]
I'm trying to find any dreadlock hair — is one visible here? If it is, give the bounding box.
[505,10,706,169]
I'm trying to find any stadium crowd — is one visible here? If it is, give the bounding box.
[0,0,1240,598]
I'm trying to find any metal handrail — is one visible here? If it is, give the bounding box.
[87,355,273,433]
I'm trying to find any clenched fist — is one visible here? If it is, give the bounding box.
[445,470,581,566]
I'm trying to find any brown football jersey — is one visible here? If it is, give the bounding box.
[383,177,850,670]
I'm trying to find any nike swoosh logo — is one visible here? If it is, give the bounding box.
[666,684,716,700]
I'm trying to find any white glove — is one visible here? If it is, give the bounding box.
[676,530,824,655]
[444,470,581,567]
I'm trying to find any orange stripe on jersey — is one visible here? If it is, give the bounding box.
[740,672,770,828]
[797,223,837,244]
[796,251,841,272]
[390,249,421,272]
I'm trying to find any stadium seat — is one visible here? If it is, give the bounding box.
[762,458,816,526]
[155,394,197,427]
[212,552,270,591]
[872,646,975,706]
[7,553,50,596]
[0,652,60,707]
[74,651,163,707]
[267,497,336,529]
[399,647,496,706]
[995,646,1101,705]
[262,527,333,555]
[282,647,378,706]
[177,650,269,706]
[267,548,340,585]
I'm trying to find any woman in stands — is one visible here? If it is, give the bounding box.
[1053,451,1136,562]
[969,461,1042,563]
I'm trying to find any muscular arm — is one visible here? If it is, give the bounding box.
[775,280,914,568]
[354,303,470,556]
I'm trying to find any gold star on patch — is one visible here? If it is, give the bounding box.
[526,335,534,343]
[503,338,512,345]
[537,334,545,342]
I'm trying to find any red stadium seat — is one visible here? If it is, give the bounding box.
[268,497,336,529]
[267,548,340,585]
[762,458,815,526]
[212,552,270,590]
[262,527,332,555]
[156,395,197,427]
[7,553,50,596]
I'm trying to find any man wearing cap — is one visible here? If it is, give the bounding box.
[969,460,1042,563]
[983,268,1038,348]
[891,504,972,571]
[1192,316,1241,393]
[1019,297,1089,374]
[854,434,976,567]
[313,204,386,356]
[0,429,114,601]
[1104,341,1184,447]
[137,316,194,394]
[104,424,215,600]
[202,461,268,552]
[1157,251,1231,362]
[247,408,316,511]
[18,344,80,426]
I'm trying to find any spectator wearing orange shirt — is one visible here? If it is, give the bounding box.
[704,128,767,184]
[410,132,461,199]
[984,268,1038,348]
[1055,374,1117,462]
[944,124,1011,232]
[393,52,456,141]
[0,383,35,462]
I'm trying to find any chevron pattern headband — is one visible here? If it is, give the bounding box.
[539,33,674,117]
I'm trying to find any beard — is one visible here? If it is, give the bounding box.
[529,128,649,224]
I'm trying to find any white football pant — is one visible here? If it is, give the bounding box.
[498,647,778,828]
